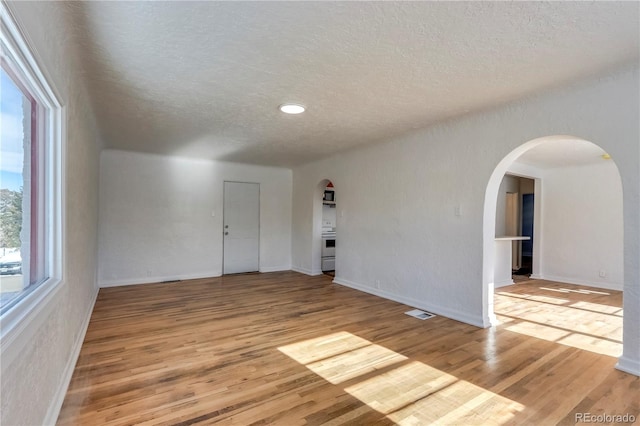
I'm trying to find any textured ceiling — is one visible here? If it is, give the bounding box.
[63,1,639,167]
[514,139,608,170]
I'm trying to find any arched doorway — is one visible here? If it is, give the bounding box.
[312,179,337,276]
[483,135,625,360]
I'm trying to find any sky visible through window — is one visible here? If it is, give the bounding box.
[1,68,25,192]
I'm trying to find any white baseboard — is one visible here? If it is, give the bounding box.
[291,266,323,276]
[291,266,311,275]
[616,356,640,377]
[43,286,99,425]
[494,279,515,288]
[332,277,485,328]
[259,265,291,273]
[534,274,623,291]
[99,271,222,288]
[486,313,498,328]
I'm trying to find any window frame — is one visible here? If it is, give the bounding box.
[2,57,38,285]
[0,2,65,352]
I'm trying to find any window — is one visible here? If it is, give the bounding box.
[0,4,63,327]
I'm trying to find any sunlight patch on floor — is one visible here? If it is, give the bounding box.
[279,331,407,384]
[496,314,622,357]
[344,361,457,414]
[278,331,371,364]
[496,291,569,305]
[345,361,523,425]
[555,331,622,356]
[499,316,570,341]
[279,332,524,425]
[495,287,622,357]
[569,300,623,316]
[539,286,610,296]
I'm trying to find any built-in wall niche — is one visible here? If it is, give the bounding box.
[322,183,337,227]
[322,204,337,227]
[323,185,335,206]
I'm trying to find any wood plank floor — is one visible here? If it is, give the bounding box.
[57,272,638,425]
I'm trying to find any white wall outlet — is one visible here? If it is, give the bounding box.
[599,270,607,278]
[375,279,380,288]
[454,205,461,217]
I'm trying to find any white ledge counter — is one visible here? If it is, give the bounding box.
[494,236,531,288]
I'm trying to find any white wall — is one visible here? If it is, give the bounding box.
[291,65,639,374]
[98,150,292,286]
[1,2,102,425]
[539,162,623,290]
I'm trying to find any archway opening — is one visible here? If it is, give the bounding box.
[483,135,624,359]
[312,179,337,276]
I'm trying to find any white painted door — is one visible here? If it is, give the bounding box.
[223,182,260,274]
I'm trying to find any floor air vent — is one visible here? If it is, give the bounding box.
[405,309,436,320]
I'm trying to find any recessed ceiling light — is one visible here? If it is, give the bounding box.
[279,104,305,114]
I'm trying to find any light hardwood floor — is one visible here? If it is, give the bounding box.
[57,272,638,425]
